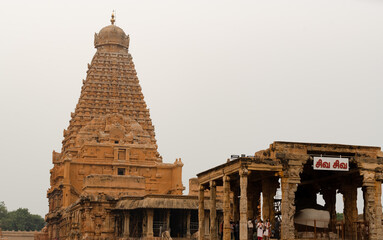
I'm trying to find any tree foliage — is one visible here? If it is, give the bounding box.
[0,201,45,231]
[0,202,7,219]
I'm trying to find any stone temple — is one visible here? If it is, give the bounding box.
[46,14,207,240]
[45,14,383,240]
[197,142,383,240]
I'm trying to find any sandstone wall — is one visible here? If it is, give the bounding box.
[1,231,36,240]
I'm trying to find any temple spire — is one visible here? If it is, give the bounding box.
[111,11,115,25]
[62,19,154,152]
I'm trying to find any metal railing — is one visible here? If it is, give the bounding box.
[353,221,369,240]
[295,219,338,239]
[295,220,369,240]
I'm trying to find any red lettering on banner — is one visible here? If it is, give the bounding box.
[333,160,340,169]
[315,159,323,168]
[340,163,347,169]
[323,162,330,168]
[314,157,348,171]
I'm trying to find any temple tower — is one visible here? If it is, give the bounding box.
[46,15,184,238]
[61,15,157,155]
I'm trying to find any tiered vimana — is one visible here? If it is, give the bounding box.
[46,13,185,240]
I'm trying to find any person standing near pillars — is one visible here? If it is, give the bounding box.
[247,219,253,240]
[256,220,263,240]
[263,219,271,240]
[234,221,239,240]
[230,220,235,240]
[219,221,223,240]
[253,217,259,240]
[254,217,259,228]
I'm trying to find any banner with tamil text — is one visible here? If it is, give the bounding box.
[313,157,349,171]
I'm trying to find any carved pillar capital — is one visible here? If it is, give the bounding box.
[239,167,248,176]
[361,170,376,186]
[284,163,303,184]
[210,180,216,188]
[224,175,230,182]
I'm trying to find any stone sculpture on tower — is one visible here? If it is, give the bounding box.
[46,14,185,240]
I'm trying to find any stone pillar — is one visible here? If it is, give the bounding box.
[63,157,72,208]
[247,181,255,220]
[223,176,231,240]
[374,182,383,237]
[281,178,297,240]
[52,225,57,240]
[205,213,210,237]
[342,183,357,239]
[362,170,382,240]
[104,210,113,235]
[364,186,376,239]
[47,224,52,240]
[146,209,154,238]
[123,211,130,238]
[142,210,148,237]
[233,187,239,222]
[262,176,278,228]
[322,188,336,231]
[240,168,248,240]
[186,210,191,238]
[84,207,92,232]
[199,185,205,240]
[253,184,262,220]
[210,181,218,240]
[114,215,118,238]
[280,166,301,240]
[166,210,170,231]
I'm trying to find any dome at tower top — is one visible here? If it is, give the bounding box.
[94,13,130,49]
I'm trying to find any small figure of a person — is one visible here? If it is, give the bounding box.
[234,221,239,240]
[230,220,234,240]
[263,219,271,240]
[247,218,254,240]
[219,221,223,240]
[256,220,263,240]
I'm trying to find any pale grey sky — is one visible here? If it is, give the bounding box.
[0,0,382,217]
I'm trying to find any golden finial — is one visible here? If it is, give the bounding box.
[111,11,115,25]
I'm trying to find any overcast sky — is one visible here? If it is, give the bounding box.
[0,0,382,217]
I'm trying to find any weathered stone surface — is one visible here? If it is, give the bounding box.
[197,141,383,240]
[46,15,186,240]
[2,231,37,240]
[83,174,146,196]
